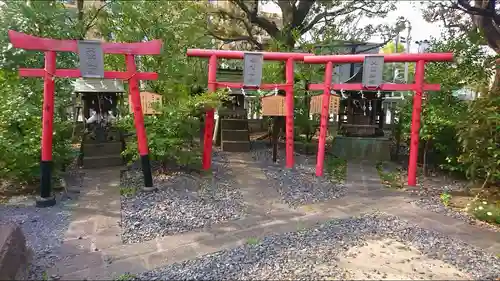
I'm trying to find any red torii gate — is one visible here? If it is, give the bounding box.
[186,49,312,170]
[8,30,162,207]
[303,52,454,186]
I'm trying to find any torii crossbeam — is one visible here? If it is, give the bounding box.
[8,30,162,207]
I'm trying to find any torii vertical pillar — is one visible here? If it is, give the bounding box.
[40,51,57,203]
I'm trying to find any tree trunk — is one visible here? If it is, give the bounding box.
[272,116,280,163]
[76,0,85,39]
[423,139,431,177]
[491,59,500,94]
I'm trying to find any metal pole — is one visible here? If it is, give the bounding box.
[404,23,411,83]
[393,34,400,82]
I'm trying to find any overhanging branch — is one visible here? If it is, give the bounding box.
[208,8,263,50]
[455,0,500,25]
[300,2,360,35]
[294,0,317,27]
[83,1,112,34]
[230,0,281,38]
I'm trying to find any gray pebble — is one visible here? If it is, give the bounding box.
[134,213,500,280]
[120,150,245,243]
[251,148,347,207]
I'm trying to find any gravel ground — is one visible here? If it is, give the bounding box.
[120,150,245,244]
[136,213,499,280]
[251,147,346,207]
[401,174,499,232]
[0,169,84,280]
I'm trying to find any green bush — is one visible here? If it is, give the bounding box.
[117,90,228,169]
[456,94,500,184]
[467,200,500,225]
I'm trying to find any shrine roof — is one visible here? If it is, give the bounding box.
[73,78,125,93]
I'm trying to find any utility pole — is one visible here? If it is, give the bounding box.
[403,22,412,84]
[393,33,400,82]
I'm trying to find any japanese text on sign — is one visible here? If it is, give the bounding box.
[77,40,105,78]
[243,52,264,87]
[362,55,384,88]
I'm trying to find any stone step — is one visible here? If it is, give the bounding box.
[222,129,249,142]
[82,142,122,157]
[221,140,250,152]
[218,108,247,117]
[83,131,122,144]
[221,119,248,130]
[83,155,123,169]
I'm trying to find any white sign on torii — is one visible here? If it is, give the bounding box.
[77,40,105,78]
[243,52,264,87]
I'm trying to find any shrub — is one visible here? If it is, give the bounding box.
[456,94,500,185]
[467,200,500,225]
[118,90,228,169]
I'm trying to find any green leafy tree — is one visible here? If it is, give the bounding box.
[96,0,213,101]
[206,0,404,50]
[118,91,228,169]
[457,94,500,185]
[381,41,405,54]
[380,41,416,83]
[95,0,227,167]
[422,0,500,92]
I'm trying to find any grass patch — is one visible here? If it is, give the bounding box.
[120,186,137,197]
[440,192,452,206]
[296,221,307,231]
[326,155,346,183]
[246,237,260,245]
[375,161,404,189]
[114,273,136,281]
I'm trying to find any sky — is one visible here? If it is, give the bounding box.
[260,1,444,53]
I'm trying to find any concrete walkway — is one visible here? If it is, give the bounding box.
[47,159,500,280]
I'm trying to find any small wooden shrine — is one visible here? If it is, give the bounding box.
[72,78,125,168]
[337,69,386,137]
[213,66,251,152]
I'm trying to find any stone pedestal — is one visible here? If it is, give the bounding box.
[332,136,391,162]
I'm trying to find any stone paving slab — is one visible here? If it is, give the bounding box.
[47,168,124,279]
